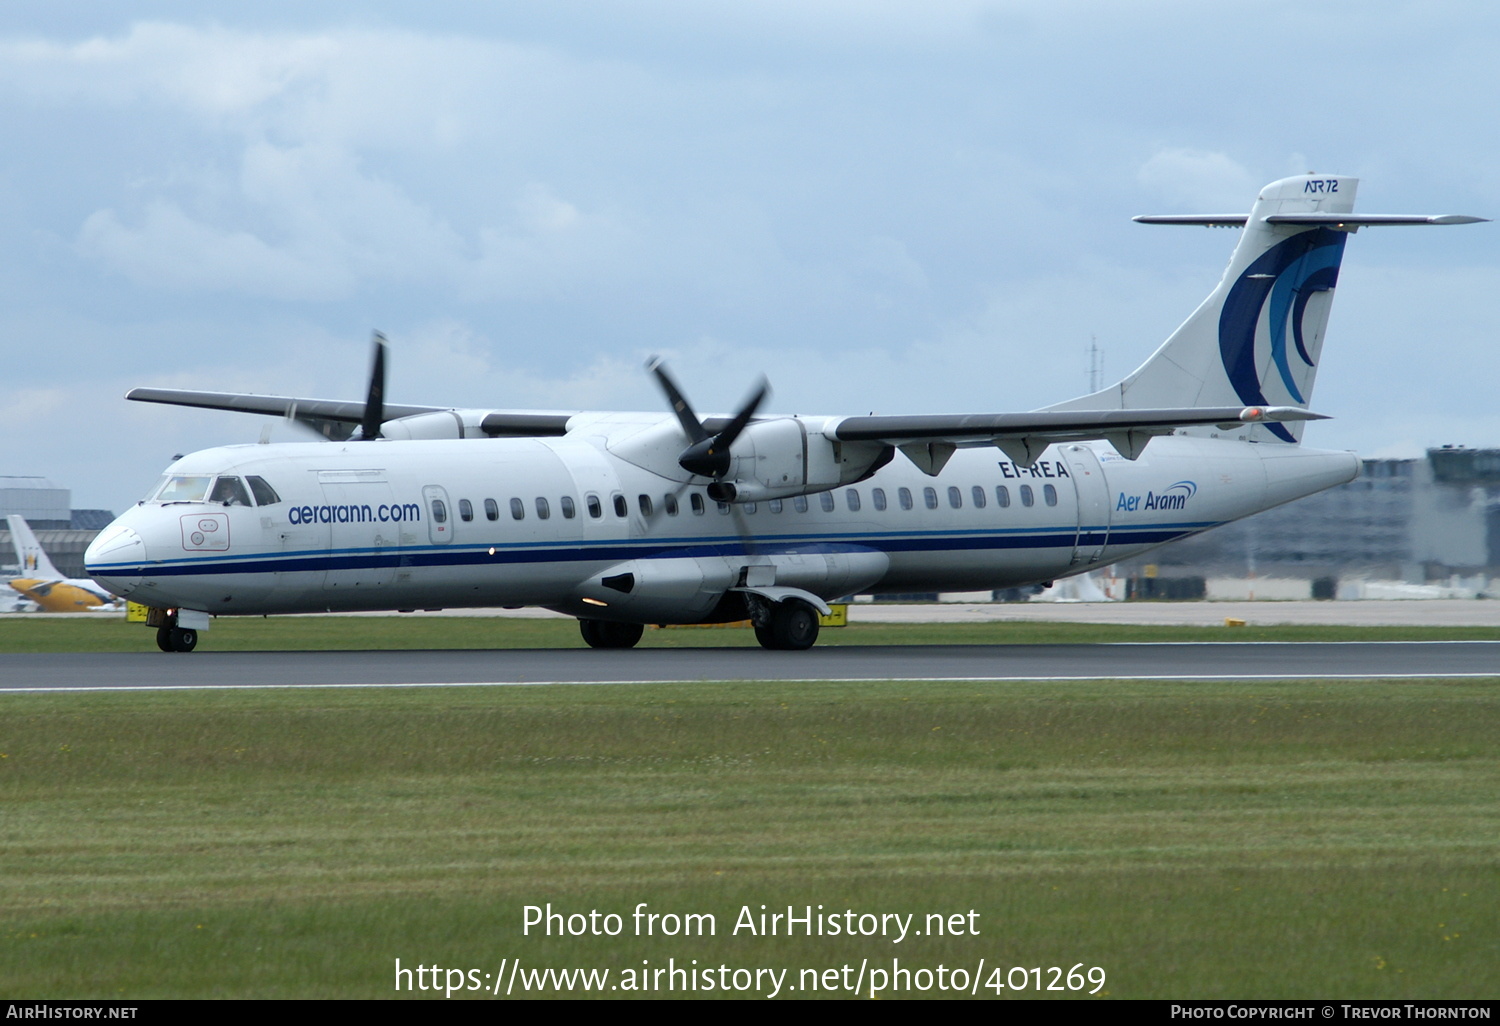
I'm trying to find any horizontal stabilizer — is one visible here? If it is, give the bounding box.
[1132,214,1250,227]
[1135,213,1488,229]
[1266,213,1488,227]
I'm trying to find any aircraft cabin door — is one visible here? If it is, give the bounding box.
[1065,445,1111,566]
[422,485,454,545]
[319,470,401,592]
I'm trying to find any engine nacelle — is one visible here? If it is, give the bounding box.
[713,419,891,503]
[376,411,469,440]
[372,409,524,440]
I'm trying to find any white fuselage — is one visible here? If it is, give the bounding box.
[85,414,1358,624]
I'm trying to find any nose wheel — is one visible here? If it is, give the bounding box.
[156,626,199,652]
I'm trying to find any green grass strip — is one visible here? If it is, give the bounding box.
[2,679,1495,998]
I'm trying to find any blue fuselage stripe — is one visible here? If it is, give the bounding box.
[92,523,1213,578]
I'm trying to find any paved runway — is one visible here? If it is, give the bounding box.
[4,641,1499,691]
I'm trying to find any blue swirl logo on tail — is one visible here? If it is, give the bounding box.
[1218,227,1347,442]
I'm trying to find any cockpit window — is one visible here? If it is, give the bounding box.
[246,476,281,506]
[210,476,253,507]
[153,475,213,502]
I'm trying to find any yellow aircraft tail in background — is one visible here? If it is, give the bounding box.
[6,515,122,613]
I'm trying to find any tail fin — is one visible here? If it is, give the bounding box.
[1049,174,1484,442]
[7,516,62,580]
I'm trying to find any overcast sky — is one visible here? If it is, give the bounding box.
[1,1,1496,513]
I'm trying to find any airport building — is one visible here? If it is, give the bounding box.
[0,476,115,579]
[1109,446,1500,600]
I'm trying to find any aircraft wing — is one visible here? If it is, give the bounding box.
[126,388,576,440]
[126,388,448,441]
[829,405,1326,469]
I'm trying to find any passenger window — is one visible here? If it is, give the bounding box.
[948,486,962,509]
[971,485,987,509]
[718,501,732,515]
[561,495,577,519]
[638,494,653,516]
[510,498,525,520]
[459,499,474,522]
[819,492,835,512]
[898,487,913,511]
[872,488,887,511]
[432,498,448,524]
[1020,485,1035,507]
[996,485,1011,508]
[845,489,861,512]
[613,494,627,518]
[1044,484,1058,507]
[744,502,758,514]
[793,495,808,513]
[247,476,281,506]
[768,499,782,513]
[691,493,705,515]
[536,497,551,520]
[586,494,603,519]
[484,498,499,521]
[923,487,938,510]
[664,494,678,516]
[210,476,252,507]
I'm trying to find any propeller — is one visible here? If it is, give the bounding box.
[358,331,388,441]
[275,331,390,442]
[645,357,773,569]
[646,357,769,487]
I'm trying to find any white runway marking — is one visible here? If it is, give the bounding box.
[5,671,1499,694]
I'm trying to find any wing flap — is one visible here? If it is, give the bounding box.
[833,406,1326,467]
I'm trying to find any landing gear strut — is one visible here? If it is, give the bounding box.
[579,619,644,649]
[155,626,199,652]
[753,599,820,651]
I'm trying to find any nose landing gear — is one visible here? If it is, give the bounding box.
[155,625,199,652]
[144,607,204,652]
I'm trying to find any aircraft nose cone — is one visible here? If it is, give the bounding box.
[85,525,146,597]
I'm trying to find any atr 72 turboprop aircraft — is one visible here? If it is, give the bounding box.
[86,175,1484,652]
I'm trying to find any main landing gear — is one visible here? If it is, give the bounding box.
[577,598,821,651]
[752,599,820,651]
[579,619,645,649]
[155,626,199,652]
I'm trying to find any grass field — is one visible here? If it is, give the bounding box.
[2,665,1496,999]
[4,612,1500,652]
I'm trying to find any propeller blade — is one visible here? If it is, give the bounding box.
[359,332,388,441]
[646,358,772,479]
[678,376,769,478]
[713,376,769,451]
[646,356,708,443]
